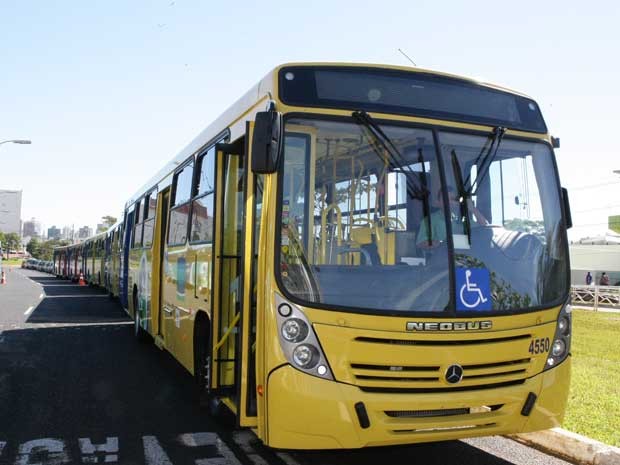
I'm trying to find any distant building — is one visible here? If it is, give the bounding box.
[570,243,620,286]
[23,217,41,238]
[570,216,620,285]
[61,226,74,241]
[48,225,61,240]
[78,226,93,239]
[96,223,107,233]
[0,189,22,235]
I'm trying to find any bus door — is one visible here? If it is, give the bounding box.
[237,122,261,427]
[154,189,170,341]
[121,208,134,308]
[210,129,260,426]
[211,141,244,401]
[210,134,257,426]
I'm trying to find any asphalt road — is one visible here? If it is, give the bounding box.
[0,268,575,465]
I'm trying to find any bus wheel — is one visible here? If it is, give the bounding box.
[133,293,148,342]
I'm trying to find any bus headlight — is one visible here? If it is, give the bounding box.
[545,301,571,370]
[551,339,566,357]
[275,294,334,380]
[293,344,319,369]
[281,318,308,343]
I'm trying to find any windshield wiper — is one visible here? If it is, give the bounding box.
[452,126,505,244]
[451,149,472,243]
[351,110,429,201]
[466,126,506,196]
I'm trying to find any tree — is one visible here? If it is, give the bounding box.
[3,233,21,259]
[27,237,41,258]
[38,240,56,261]
[101,215,117,227]
[504,218,545,238]
[27,238,69,261]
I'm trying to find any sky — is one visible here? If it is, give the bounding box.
[1,0,619,241]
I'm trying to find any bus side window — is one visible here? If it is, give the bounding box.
[132,201,143,248]
[167,161,194,245]
[143,191,157,248]
[190,147,216,243]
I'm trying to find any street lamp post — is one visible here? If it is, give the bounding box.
[0,139,31,148]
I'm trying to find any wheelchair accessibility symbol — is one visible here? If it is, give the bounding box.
[456,268,492,311]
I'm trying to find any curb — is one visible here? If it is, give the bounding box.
[509,428,620,465]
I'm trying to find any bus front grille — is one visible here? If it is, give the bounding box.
[354,334,531,346]
[313,322,553,391]
[358,379,526,393]
[349,357,532,389]
[384,404,503,418]
[391,423,497,435]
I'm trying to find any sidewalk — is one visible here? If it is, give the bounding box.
[510,428,620,465]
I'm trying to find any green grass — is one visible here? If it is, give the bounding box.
[563,309,620,446]
[0,258,23,266]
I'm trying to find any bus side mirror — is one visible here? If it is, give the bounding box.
[562,187,572,229]
[251,110,282,174]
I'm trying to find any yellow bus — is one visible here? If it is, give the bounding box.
[104,222,123,297]
[120,63,572,449]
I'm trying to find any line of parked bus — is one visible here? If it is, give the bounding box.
[53,227,122,294]
[51,63,573,449]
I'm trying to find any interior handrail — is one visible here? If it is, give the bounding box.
[214,312,241,351]
[320,203,343,263]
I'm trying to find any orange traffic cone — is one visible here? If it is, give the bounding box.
[78,272,86,286]
[1,270,6,285]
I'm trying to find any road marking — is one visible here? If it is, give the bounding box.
[178,432,242,465]
[78,437,119,463]
[38,284,81,287]
[15,438,70,465]
[24,306,34,316]
[43,295,110,299]
[4,433,254,464]
[143,435,173,465]
[232,431,270,465]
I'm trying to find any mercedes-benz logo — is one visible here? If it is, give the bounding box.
[445,364,464,384]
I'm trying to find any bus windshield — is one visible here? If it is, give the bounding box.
[277,117,569,314]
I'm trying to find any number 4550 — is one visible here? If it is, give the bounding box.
[529,338,550,354]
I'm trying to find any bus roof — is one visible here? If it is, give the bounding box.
[123,62,539,209]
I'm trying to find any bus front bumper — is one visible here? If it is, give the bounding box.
[265,358,570,449]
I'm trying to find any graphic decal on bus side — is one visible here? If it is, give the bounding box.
[456,267,492,311]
